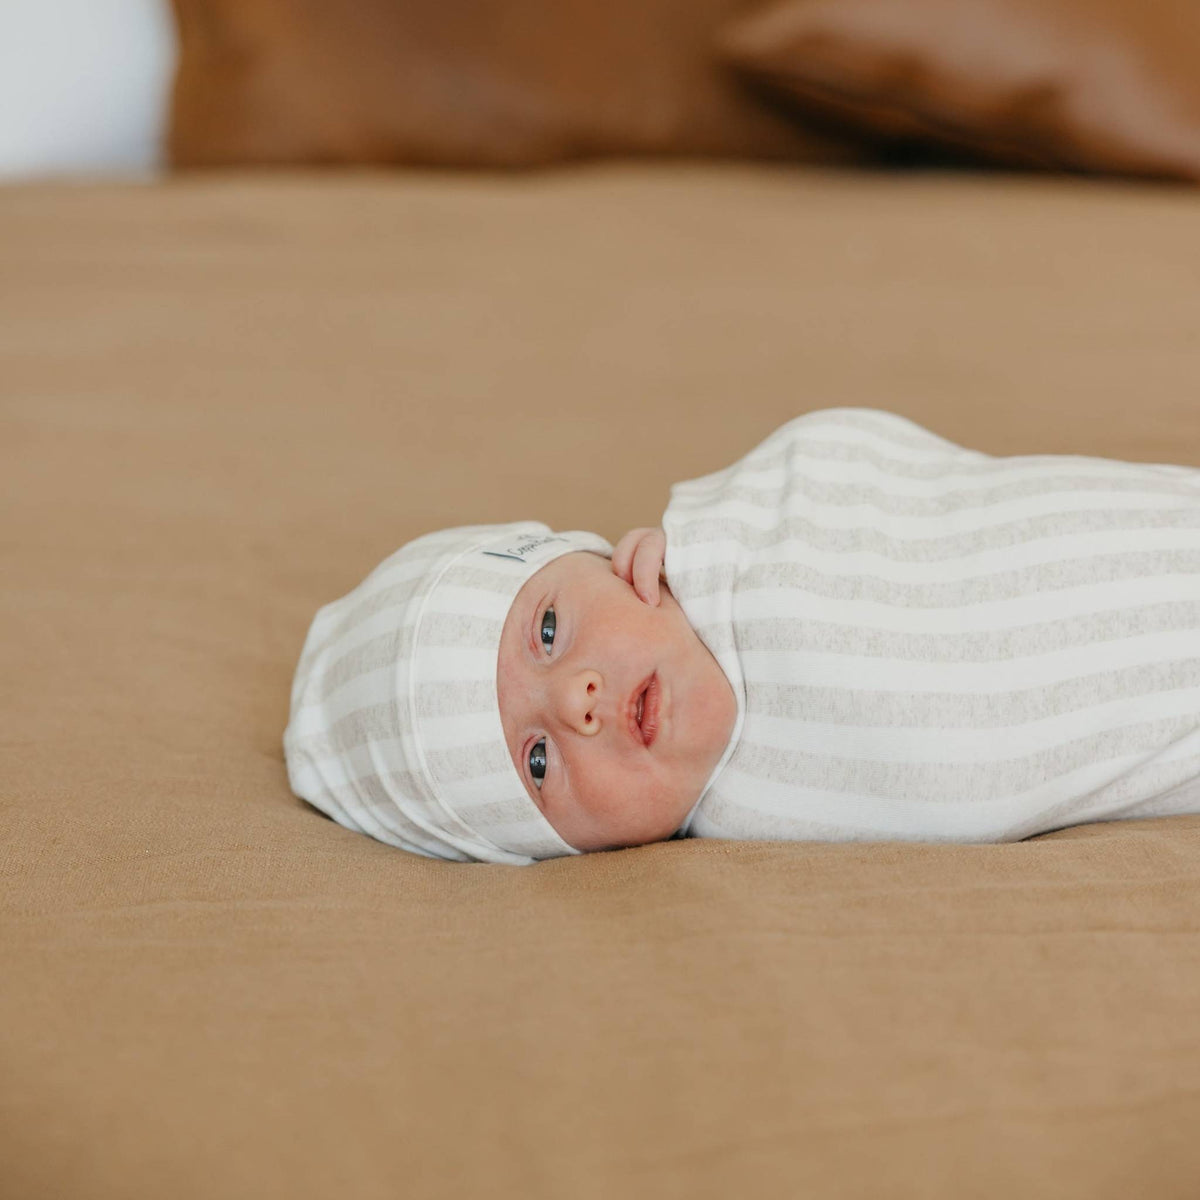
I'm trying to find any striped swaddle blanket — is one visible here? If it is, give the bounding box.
[662,408,1200,843]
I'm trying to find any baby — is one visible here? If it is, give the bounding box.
[284,407,1200,864]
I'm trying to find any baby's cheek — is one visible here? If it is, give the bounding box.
[579,746,627,816]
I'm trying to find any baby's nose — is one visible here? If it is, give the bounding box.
[561,669,603,737]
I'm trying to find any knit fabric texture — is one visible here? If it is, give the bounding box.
[664,408,1200,843]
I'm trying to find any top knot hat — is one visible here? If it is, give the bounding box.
[284,522,613,864]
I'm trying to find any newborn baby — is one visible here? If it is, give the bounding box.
[284,407,1200,863]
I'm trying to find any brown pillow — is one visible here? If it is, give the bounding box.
[168,0,872,169]
[716,0,1200,180]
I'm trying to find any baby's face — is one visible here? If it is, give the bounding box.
[497,550,736,853]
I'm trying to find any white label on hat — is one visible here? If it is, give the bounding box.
[480,534,569,564]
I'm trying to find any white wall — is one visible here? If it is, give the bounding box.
[0,0,177,180]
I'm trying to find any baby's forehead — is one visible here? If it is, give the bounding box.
[515,548,608,597]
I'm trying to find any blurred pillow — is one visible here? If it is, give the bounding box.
[717,0,1200,180]
[168,0,871,169]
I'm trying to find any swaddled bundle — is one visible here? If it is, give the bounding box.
[664,408,1200,843]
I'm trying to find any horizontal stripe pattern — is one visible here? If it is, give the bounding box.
[663,408,1200,845]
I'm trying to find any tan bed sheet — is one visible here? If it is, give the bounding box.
[3,164,1199,1200]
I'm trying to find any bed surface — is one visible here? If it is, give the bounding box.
[3,163,1199,1198]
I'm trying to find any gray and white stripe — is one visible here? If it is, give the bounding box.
[664,407,1200,845]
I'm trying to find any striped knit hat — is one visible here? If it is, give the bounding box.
[283,522,613,864]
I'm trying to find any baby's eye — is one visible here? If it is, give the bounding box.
[529,739,547,789]
[539,607,556,654]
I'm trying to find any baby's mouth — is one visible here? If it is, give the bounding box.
[632,673,661,748]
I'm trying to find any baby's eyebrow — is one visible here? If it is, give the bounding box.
[524,594,540,659]
[528,597,542,657]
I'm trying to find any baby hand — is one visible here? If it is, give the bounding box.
[611,527,666,606]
